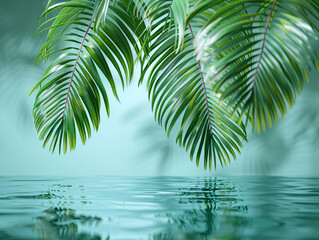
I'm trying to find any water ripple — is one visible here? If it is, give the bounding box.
[0,176,318,239]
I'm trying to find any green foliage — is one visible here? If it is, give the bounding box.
[31,0,319,168]
[31,0,146,153]
[192,0,319,132]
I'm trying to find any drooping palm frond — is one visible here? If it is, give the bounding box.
[138,4,247,169]
[30,0,147,153]
[191,0,319,132]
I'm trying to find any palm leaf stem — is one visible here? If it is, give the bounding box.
[188,23,212,132]
[61,1,102,120]
[252,0,278,86]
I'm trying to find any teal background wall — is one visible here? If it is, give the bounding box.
[0,0,318,177]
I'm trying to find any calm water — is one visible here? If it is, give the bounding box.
[0,177,318,240]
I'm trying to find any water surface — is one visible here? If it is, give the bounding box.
[0,176,318,239]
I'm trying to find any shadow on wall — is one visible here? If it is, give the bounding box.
[0,1,47,129]
[241,77,319,175]
[122,105,188,174]
[0,34,45,126]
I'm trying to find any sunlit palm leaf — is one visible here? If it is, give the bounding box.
[30,0,146,153]
[192,0,319,132]
[140,15,247,169]
[137,0,191,51]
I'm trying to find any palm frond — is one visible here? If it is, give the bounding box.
[30,0,146,153]
[140,13,247,168]
[192,0,319,132]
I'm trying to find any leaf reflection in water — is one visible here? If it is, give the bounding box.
[30,184,105,240]
[28,178,249,240]
[2,177,318,239]
[153,178,249,239]
[35,207,104,240]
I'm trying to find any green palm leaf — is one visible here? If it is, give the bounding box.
[139,7,247,168]
[192,0,319,132]
[30,0,147,153]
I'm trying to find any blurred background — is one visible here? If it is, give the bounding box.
[0,0,318,177]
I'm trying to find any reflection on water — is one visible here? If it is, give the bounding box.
[160,179,249,239]
[35,207,103,240]
[0,177,318,239]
